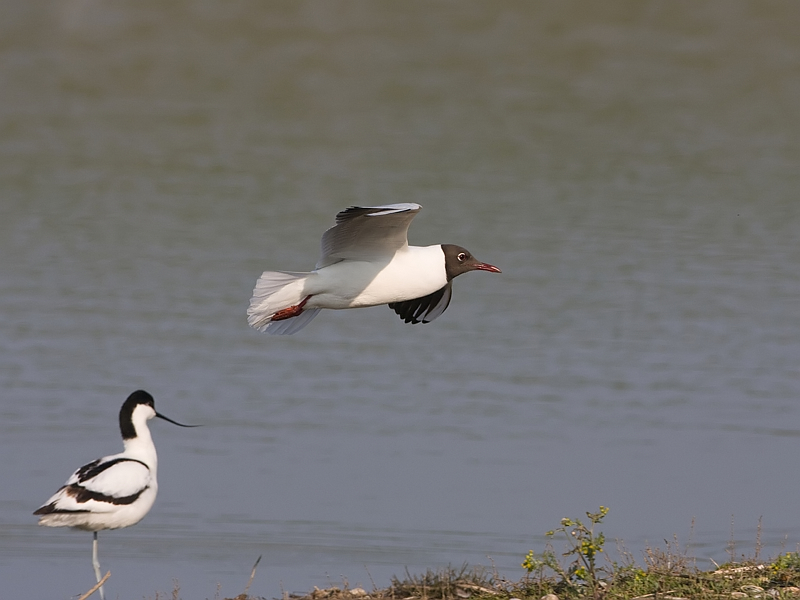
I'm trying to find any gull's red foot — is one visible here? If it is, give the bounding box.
[272,296,311,321]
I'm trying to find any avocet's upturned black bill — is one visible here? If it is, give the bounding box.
[33,390,196,600]
[247,203,501,335]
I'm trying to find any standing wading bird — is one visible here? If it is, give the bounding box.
[247,203,501,334]
[33,390,197,600]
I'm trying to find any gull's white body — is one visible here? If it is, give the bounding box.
[253,245,447,311]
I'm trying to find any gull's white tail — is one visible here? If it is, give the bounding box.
[247,271,321,335]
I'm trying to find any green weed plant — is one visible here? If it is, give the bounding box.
[523,506,609,599]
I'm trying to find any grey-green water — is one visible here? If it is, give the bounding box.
[2,1,800,598]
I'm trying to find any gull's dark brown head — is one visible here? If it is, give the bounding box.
[441,244,501,281]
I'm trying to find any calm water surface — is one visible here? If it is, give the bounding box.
[2,1,800,598]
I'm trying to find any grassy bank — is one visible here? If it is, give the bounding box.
[269,553,800,600]
[154,507,800,600]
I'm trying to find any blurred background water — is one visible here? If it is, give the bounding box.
[2,1,800,598]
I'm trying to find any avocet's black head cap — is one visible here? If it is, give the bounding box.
[119,389,197,439]
[441,244,502,281]
[119,390,155,440]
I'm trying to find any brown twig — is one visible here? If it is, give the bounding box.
[78,571,111,600]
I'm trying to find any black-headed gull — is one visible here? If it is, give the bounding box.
[247,203,501,335]
[34,390,196,599]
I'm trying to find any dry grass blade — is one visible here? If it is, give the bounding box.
[454,583,500,596]
[244,555,262,596]
[712,563,767,577]
[225,555,264,600]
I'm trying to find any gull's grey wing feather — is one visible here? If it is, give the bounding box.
[317,203,421,268]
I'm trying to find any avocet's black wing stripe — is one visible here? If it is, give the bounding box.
[69,483,149,506]
[33,484,149,514]
[75,457,149,483]
[73,459,101,482]
[388,282,452,324]
[33,498,84,515]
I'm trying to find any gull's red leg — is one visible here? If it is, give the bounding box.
[271,295,311,321]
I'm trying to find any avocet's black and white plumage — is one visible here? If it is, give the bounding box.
[34,390,195,599]
[247,203,501,335]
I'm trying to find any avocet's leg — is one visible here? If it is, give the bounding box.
[92,532,105,600]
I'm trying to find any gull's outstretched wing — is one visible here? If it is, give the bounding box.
[317,203,422,268]
[388,282,453,324]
